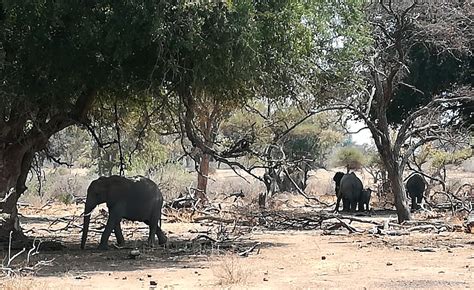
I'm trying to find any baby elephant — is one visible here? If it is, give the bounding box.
[359,188,372,212]
[81,175,167,250]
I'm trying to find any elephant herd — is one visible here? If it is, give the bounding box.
[80,172,426,250]
[332,172,372,213]
[332,171,426,213]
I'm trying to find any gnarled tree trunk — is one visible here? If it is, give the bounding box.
[0,90,95,243]
[0,145,34,243]
[384,156,410,223]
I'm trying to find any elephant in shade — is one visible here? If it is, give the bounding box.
[81,175,167,250]
[334,172,363,212]
[405,173,426,211]
[359,188,372,212]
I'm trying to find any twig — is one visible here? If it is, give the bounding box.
[238,242,261,257]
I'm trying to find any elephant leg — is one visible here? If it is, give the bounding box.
[366,202,370,212]
[155,206,167,245]
[416,195,423,208]
[410,194,416,211]
[147,221,158,248]
[99,211,120,250]
[114,222,125,246]
[342,198,350,212]
[156,224,167,246]
[349,199,357,212]
[335,194,342,212]
[147,206,160,247]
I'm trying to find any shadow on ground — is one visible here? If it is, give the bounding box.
[1,233,287,278]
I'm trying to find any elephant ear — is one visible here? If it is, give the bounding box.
[90,177,111,203]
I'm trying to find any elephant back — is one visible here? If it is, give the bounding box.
[129,176,163,198]
[406,174,426,193]
[339,172,363,198]
[95,175,163,201]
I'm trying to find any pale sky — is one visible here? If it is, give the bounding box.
[347,120,373,145]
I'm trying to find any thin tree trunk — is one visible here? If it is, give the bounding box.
[196,153,210,203]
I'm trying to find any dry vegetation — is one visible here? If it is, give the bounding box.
[212,253,250,286]
[1,166,473,289]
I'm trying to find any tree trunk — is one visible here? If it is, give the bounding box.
[382,153,411,223]
[387,167,411,223]
[196,153,210,204]
[0,145,33,243]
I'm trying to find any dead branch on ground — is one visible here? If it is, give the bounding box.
[1,232,54,277]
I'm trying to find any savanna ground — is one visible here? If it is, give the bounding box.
[1,168,473,289]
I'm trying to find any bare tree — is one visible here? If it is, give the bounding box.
[335,0,472,222]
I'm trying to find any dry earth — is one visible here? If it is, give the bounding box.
[1,168,473,289]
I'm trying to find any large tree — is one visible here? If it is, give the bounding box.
[175,0,369,205]
[0,0,178,243]
[3,0,349,242]
[337,0,472,222]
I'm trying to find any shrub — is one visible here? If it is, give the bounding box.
[333,147,366,172]
[212,253,250,286]
[151,163,195,201]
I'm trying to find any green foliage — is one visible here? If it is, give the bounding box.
[1,0,370,190]
[282,113,344,165]
[127,134,170,176]
[221,103,344,167]
[254,0,370,103]
[158,0,260,102]
[366,151,383,169]
[48,126,94,167]
[387,44,472,125]
[334,146,366,171]
[429,148,473,170]
[151,163,194,201]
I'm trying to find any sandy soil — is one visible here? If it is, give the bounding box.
[1,168,473,289]
[1,202,473,290]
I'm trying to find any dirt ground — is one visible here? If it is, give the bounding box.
[1,169,473,289]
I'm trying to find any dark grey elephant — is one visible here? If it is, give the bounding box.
[406,174,426,211]
[359,188,372,212]
[332,171,347,211]
[335,172,363,212]
[81,175,167,250]
[332,172,345,194]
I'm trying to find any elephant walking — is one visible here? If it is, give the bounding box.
[81,175,167,250]
[406,174,426,211]
[334,172,363,212]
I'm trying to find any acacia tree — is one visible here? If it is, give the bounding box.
[0,1,180,243]
[2,0,328,241]
[336,1,472,222]
[175,0,369,205]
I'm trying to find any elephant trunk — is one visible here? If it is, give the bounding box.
[80,200,95,249]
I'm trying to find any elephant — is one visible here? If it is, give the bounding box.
[81,175,167,250]
[334,172,363,212]
[359,188,372,212]
[332,172,345,194]
[406,174,426,211]
[332,172,346,209]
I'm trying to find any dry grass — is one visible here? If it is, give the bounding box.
[212,253,250,286]
[21,169,92,207]
[0,278,46,290]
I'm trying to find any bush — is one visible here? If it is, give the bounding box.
[212,253,250,286]
[151,163,195,201]
[21,168,93,205]
[333,147,366,172]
